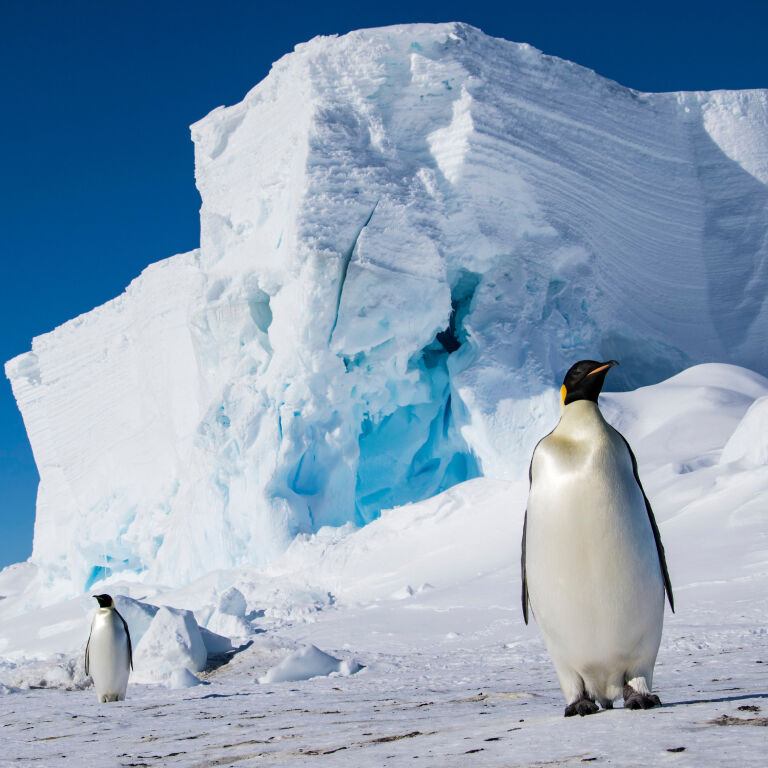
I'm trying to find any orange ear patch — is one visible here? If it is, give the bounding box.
[560,384,567,404]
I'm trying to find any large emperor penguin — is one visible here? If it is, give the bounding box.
[521,360,674,717]
[85,594,133,702]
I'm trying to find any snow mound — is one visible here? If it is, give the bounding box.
[272,475,524,603]
[720,395,768,467]
[600,363,768,473]
[258,644,361,684]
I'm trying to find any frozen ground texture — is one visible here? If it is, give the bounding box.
[5,23,768,596]
[0,364,767,765]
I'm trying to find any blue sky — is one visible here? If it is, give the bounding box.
[1,0,766,569]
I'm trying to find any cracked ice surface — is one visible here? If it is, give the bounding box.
[5,23,768,595]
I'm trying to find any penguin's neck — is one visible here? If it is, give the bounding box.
[94,607,114,623]
[557,399,609,440]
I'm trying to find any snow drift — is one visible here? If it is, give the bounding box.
[258,644,361,684]
[5,22,768,595]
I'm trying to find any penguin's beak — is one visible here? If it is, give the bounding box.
[587,360,619,377]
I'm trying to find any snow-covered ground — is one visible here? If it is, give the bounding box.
[2,591,766,767]
[2,364,767,765]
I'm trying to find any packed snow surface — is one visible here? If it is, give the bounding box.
[1,363,767,765]
[5,22,768,595]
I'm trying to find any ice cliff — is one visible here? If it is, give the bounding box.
[6,23,768,596]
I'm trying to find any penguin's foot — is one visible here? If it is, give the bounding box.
[564,698,599,717]
[623,685,661,710]
[99,693,122,703]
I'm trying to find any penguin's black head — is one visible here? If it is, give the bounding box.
[93,594,114,608]
[561,360,618,406]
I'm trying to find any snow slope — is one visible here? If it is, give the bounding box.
[5,23,768,597]
[1,363,767,765]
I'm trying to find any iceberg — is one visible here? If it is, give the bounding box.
[5,23,768,596]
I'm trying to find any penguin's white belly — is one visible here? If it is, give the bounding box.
[527,421,664,699]
[88,613,130,702]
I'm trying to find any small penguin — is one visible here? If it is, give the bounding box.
[85,594,133,702]
[521,360,674,717]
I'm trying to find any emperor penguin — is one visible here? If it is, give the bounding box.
[521,360,674,717]
[85,594,133,702]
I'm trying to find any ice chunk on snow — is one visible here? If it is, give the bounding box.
[205,611,251,639]
[168,667,203,689]
[205,586,252,638]
[217,586,247,617]
[132,606,207,684]
[113,596,159,648]
[199,626,234,656]
[258,644,361,684]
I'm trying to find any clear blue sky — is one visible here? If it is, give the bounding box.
[1,0,766,570]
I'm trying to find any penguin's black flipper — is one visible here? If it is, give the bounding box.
[617,433,675,612]
[522,440,545,626]
[84,631,91,676]
[521,509,529,624]
[115,608,134,670]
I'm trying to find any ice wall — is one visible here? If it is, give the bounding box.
[6,23,768,595]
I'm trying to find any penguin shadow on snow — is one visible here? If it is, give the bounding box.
[195,690,259,700]
[662,692,768,708]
